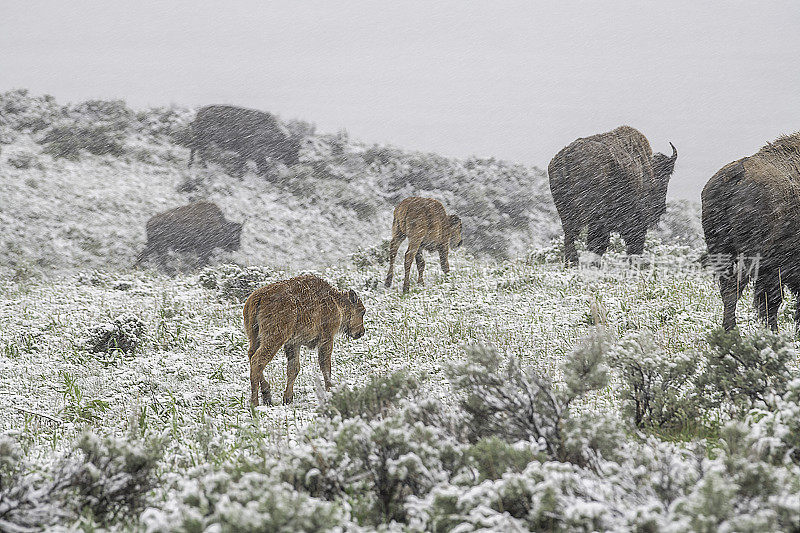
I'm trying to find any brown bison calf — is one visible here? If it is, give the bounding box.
[385,197,463,293]
[243,275,366,407]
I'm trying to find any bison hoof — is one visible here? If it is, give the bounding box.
[384,278,392,288]
[282,395,294,405]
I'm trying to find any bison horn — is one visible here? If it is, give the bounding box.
[669,142,677,161]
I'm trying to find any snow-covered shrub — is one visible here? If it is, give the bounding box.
[6,150,38,170]
[76,269,112,286]
[0,89,65,132]
[350,239,390,269]
[446,331,611,464]
[361,144,400,167]
[39,121,126,159]
[745,377,800,466]
[278,410,464,526]
[609,331,701,429]
[136,105,193,139]
[465,437,541,481]
[199,263,280,302]
[284,118,316,139]
[668,421,800,532]
[526,237,568,264]
[118,335,800,531]
[609,327,797,434]
[0,433,23,491]
[84,314,145,354]
[0,430,161,531]
[63,431,163,524]
[656,199,704,248]
[320,370,420,420]
[71,99,135,131]
[696,328,796,417]
[140,470,345,533]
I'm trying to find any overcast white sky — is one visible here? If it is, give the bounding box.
[2,1,798,199]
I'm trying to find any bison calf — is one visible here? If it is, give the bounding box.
[243,275,366,407]
[385,197,462,293]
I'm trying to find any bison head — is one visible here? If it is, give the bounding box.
[223,221,243,251]
[647,142,677,227]
[343,289,366,339]
[448,215,463,248]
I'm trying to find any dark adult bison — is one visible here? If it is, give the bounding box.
[135,201,242,267]
[702,133,800,333]
[548,126,677,265]
[188,105,301,174]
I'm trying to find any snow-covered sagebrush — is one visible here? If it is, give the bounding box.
[2,89,798,531]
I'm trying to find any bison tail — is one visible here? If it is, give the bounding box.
[549,151,579,231]
[243,304,260,356]
[701,162,745,255]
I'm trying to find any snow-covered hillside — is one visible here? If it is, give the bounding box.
[0,89,701,278]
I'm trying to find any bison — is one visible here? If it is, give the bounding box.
[188,105,301,174]
[385,197,463,293]
[243,275,366,406]
[135,201,242,267]
[702,133,800,333]
[548,126,677,265]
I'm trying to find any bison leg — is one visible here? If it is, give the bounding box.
[415,250,426,285]
[250,342,279,407]
[385,233,404,288]
[134,244,153,267]
[587,222,610,258]
[719,262,750,332]
[790,284,800,337]
[198,249,212,268]
[191,144,209,169]
[283,344,300,404]
[246,334,272,406]
[403,236,423,293]
[753,270,782,332]
[317,339,333,392]
[623,228,646,256]
[563,227,579,267]
[438,243,450,275]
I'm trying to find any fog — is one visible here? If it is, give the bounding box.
[1,1,798,199]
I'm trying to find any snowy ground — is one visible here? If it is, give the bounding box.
[5,240,782,467]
